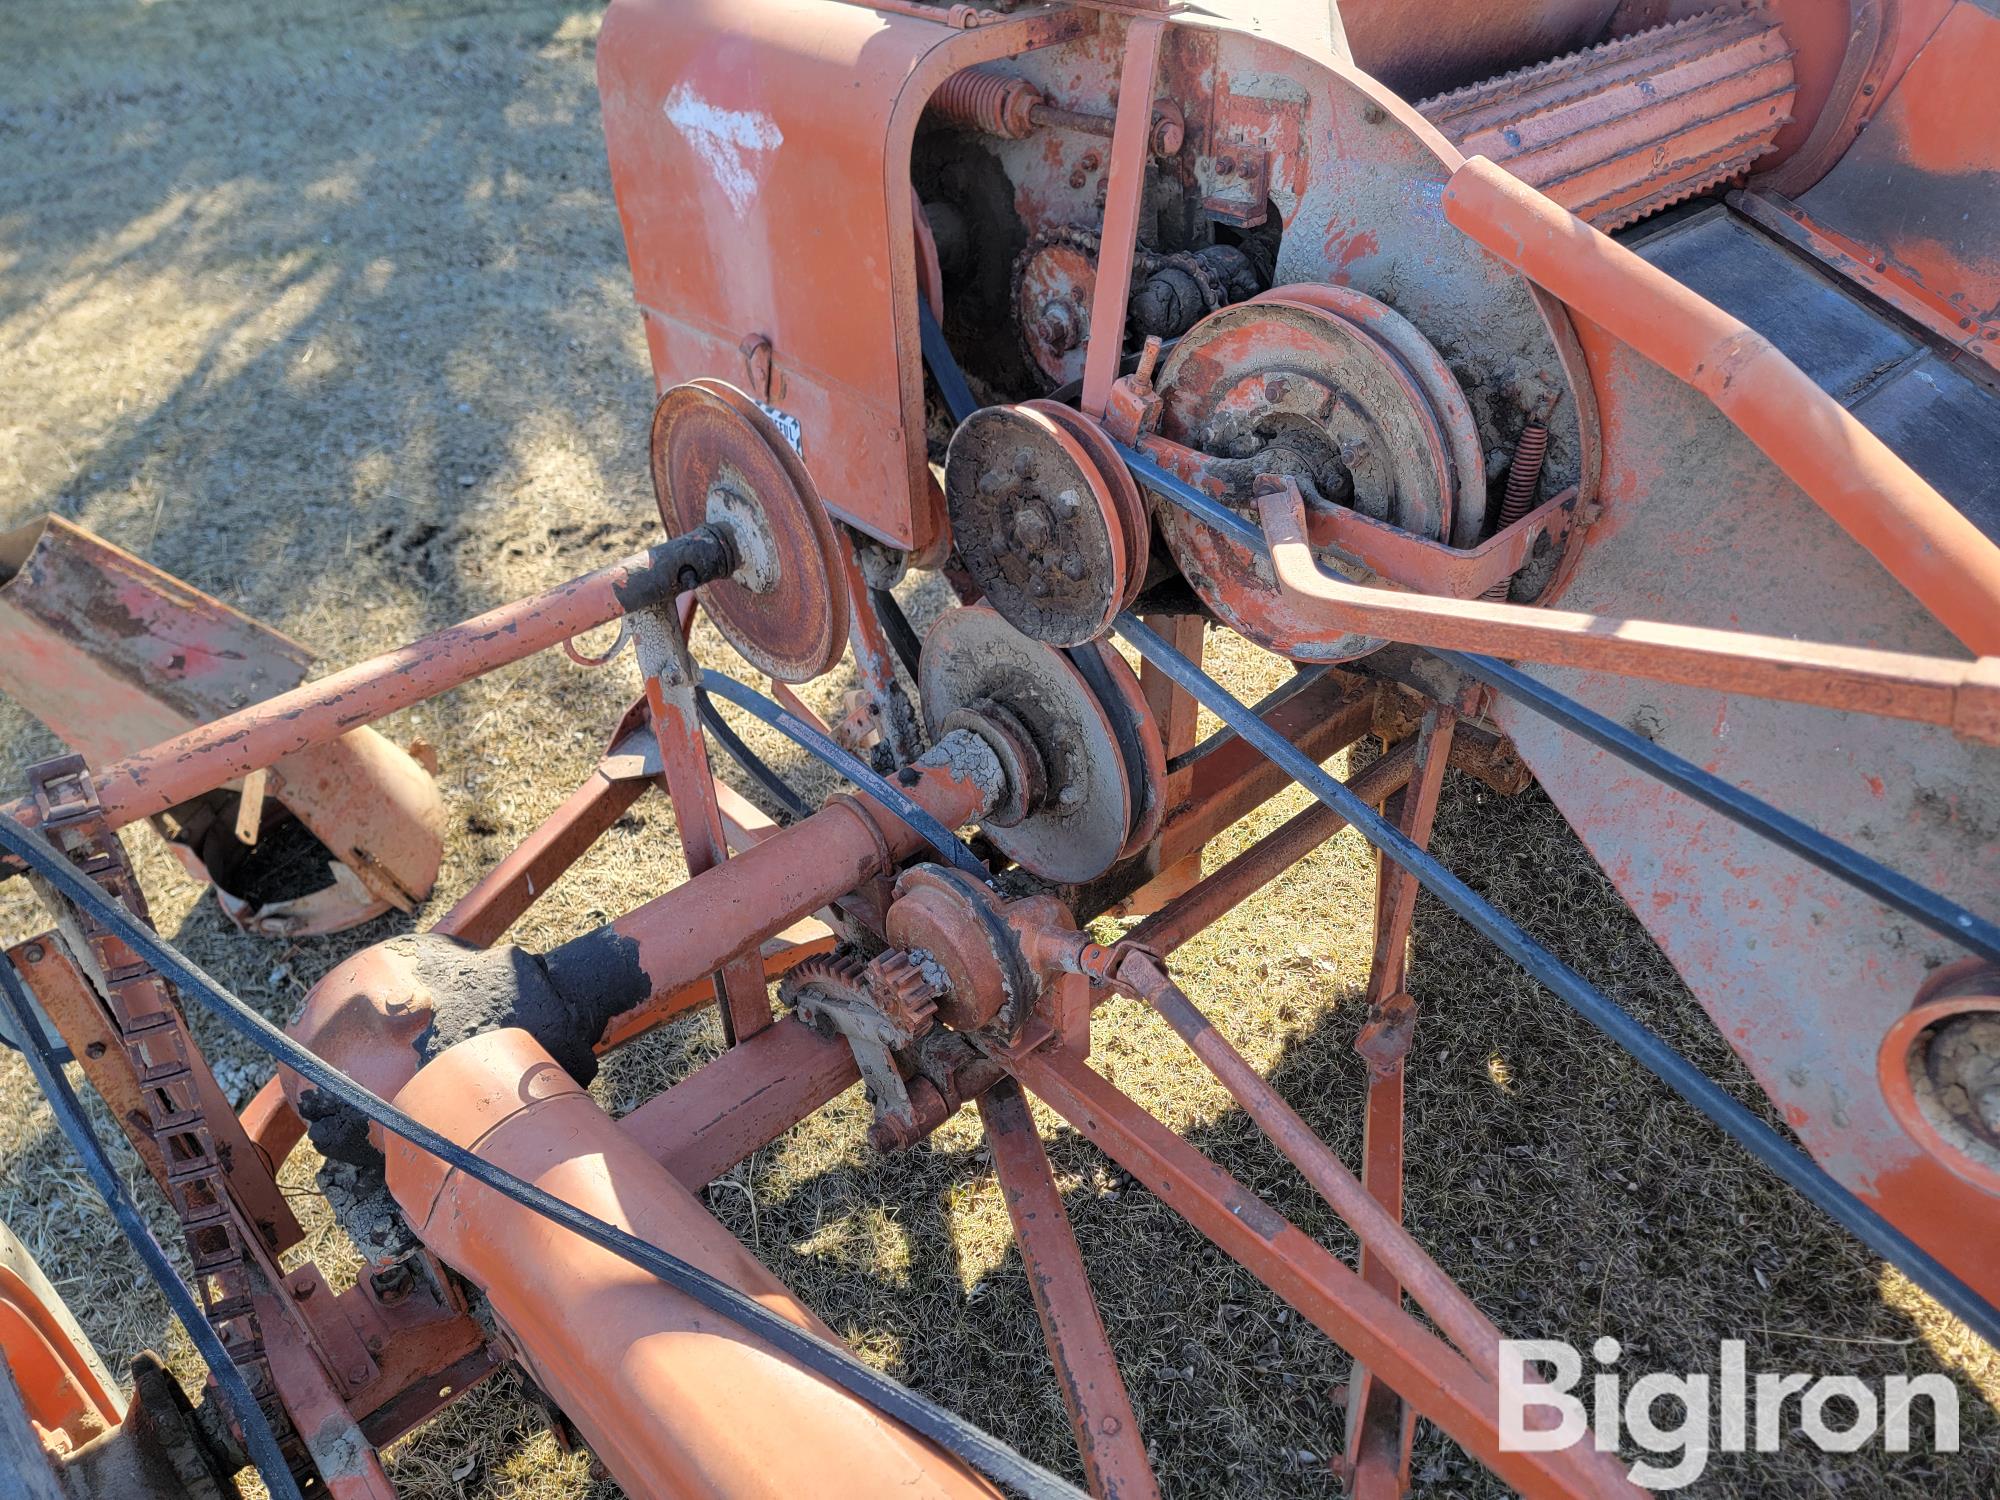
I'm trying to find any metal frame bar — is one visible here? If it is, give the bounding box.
[1111,610,2000,1350]
[978,1079,1156,1500]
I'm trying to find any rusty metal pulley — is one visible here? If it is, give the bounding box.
[1153,291,1477,663]
[942,403,1141,649]
[918,605,1158,883]
[650,378,849,683]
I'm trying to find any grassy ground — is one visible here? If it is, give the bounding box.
[1,2,1995,1496]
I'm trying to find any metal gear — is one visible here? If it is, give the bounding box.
[864,950,942,1037]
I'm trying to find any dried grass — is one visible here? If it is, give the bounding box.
[0,2,1994,1496]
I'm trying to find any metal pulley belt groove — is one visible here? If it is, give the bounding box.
[699,668,993,880]
[0,958,307,1500]
[0,809,1084,1500]
[1111,611,2000,1352]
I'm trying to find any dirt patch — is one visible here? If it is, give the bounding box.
[0,4,1994,1499]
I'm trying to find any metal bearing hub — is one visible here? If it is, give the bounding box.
[651,377,849,683]
[1013,232,1098,389]
[1153,293,1470,663]
[918,605,1131,883]
[943,404,1132,648]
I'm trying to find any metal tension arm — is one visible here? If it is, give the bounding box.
[1252,479,2000,744]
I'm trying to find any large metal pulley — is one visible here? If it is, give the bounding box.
[942,402,1147,648]
[650,378,849,682]
[918,605,1162,883]
[1153,287,1484,663]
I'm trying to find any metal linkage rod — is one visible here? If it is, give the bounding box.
[1127,449,2000,964]
[0,528,735,862]
[1112,611,2000,1351]
[699,669,991,879]
[1117,446,2000,744]
[0,810,1082,1500]
[0,960,306,1500]
[1437,649,2000,966]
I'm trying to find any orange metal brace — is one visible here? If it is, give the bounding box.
[1441,153,2000,657]
[978,1079,1158,1500]
[634,604,776,1044]
[1003,1046,1639,1498]
[1342,704,1459,1498]
[1079,14,1168,419]
[1254,480,2000,744]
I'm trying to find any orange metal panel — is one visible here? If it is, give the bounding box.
[598,0,1087,548]
[1788,1,2000,340]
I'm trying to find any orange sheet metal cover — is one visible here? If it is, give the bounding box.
[385,1028,1002,1499]
[597,0,1086,550]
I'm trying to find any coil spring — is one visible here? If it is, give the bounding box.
[1483,421,1550,601]
[930,65,1042,140]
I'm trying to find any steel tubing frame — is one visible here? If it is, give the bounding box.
[1251,480,2000,742]
[1440,154,2000,657]
[978,1080,1158,1500]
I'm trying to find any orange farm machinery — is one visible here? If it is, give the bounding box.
[3,1,1999,1496]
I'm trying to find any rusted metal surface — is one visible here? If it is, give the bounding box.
[1078,15,1166,419]
[919,606,1131,882]
[1759,0,1954,194]
[1255,478,2000,738]
[622,1015,858,1184]
[1150,296,1461,662]
[636,602,778,1044]
[15,934,302,1259]
[0,533,728,857]
[978,1080,1156,1500]
[0,1217,122,1454]
[1126,738,1418,956]
[17,2,2000,1490]
[1420,10,1798,231]
[652,380,848,684]
[1339,0,1623,100]
[1343,705,1457,1496]
[944,405,1134,646]
[1478,234,2000,1306]
[1773,1,2000,371]
[430,723,653,947]
[0,514,444,934]
[1877,959,2000,1199]
[1005,1046,1631,1498]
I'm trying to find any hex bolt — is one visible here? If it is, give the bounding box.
[1038,302,1079,354]
[22,943,44,964]
[85,1041,106,1060]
